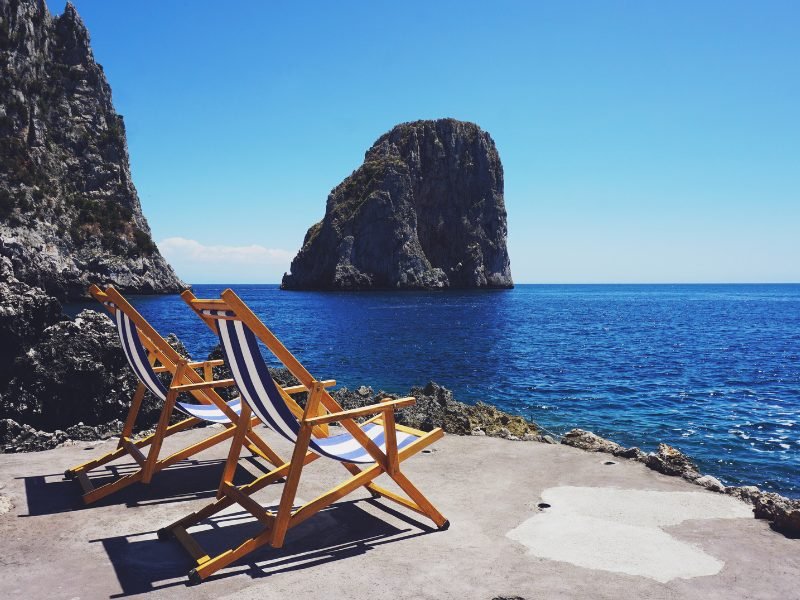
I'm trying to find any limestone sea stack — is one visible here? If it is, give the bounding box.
[0,0,185,300]
[282,119,513,290]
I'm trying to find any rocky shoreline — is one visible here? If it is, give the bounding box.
[1,319,797,538]
[560,428,800,538]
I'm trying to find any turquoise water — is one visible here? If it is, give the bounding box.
[67,284,800,497]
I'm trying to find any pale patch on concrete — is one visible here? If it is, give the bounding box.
[0,493,13,514]
[507,486,752,583]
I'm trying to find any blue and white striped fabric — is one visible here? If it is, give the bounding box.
[106,301,240,424]
[206,309,419,464]
[177,397,242,423]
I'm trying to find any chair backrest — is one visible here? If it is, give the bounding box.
[181,289,336,445]
[91,285,182,400]
[109,299,169,400]
[204,307,302,443]
[90,285,220,411]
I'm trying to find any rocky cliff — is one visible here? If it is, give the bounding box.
[282,119,513,290]
[0,0,184,300]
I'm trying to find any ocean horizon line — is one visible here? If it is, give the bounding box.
[177,281,800,287]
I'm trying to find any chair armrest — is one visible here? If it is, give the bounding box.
[281,379,336,395]
[170,378,236,392]
[188,359,225,369]
[304,397,415,426]
[152,360,224,374]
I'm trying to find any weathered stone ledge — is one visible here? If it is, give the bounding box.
[2,314,795,538]
[561,428,800,537]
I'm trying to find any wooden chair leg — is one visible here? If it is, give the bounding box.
[269,426,313,548]
[120,382,147,442]
[387,469,448,529]
[142,390,178,484]
[243,419,284,466]
[82,470,145,505]
[217,404,251,499]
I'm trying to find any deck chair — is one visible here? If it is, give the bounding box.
[64,285,287,504]
[159,288,449,583]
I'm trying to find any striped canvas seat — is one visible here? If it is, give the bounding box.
[107,301,241,424]
[66,285,283,506]
[207,309,421,463]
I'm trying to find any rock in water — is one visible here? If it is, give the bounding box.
[0,0,185,300]
[282,119,513,290]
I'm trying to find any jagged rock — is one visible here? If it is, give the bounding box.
[0,307,193,441]
[282,119,513,290]
[64,419,123,441]
[726,485,762,504]
[561,428,628,455]
[0,0,185,300]
[0,417,68,452]
[541,434,557,445]
[331,386,375,411]
[695,475,726,493]
[0,417,123,453]
[644,443,701,480]
[0,257,63,385]
[397,381,472,434]
[617,446,646,460]
[0,309,148,429]
[164,333,190,360]
[752,492,800,537]
[269,366,301,388]
[468,401,538,438]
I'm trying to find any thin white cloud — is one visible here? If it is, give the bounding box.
[158,237,293,283]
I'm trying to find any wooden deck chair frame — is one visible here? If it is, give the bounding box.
[64,285,288,505]
[160,289,448,583]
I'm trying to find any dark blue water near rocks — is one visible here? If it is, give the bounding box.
[67,284,800,497]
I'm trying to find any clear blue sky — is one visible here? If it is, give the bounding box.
[49,1,799,283]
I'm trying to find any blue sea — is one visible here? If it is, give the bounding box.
[67,284,800,498]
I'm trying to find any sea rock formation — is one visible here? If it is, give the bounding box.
[282,119,513,290]
[0,0,185,300]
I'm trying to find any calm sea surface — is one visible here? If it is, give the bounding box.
[67,284,800,498]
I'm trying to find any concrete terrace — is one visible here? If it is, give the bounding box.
[0,426,797,600]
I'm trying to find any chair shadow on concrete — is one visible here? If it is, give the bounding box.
[18,455,270,516]
[96,498,436,597]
